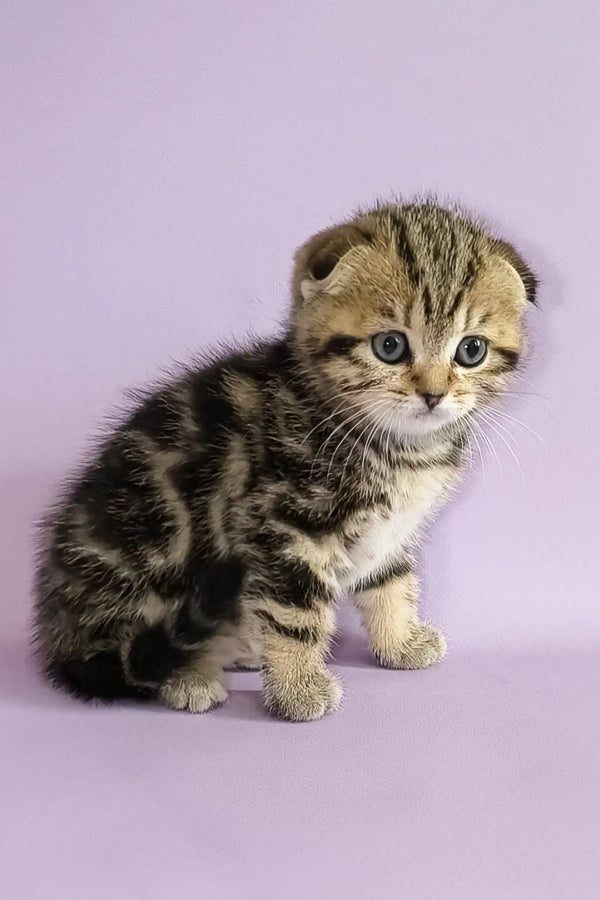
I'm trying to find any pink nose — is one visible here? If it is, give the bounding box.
[421,392,444,411]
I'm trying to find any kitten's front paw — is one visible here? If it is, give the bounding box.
[159,671,228,713]
[373,622,447,670]
[263,667,342,722]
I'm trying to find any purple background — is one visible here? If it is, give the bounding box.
[1,2,599,897]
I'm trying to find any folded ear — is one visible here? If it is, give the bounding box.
[490,238,538,304]
[292,222,374,303]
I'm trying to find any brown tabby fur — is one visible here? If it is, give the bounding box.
[33,200,535,720]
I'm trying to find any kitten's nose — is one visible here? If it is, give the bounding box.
[421,392,444,411]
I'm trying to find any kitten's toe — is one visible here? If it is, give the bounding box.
[263,668,342,722]
[159,671,228,713]
[374,622,447,670]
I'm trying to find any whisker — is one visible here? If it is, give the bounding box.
[384,404,394,468]
[315,400,390,472]
[336,400,392,486]
[324,400,390,483]
[300,393,367,448]
[312,402,381,467]
[483,407,546,446]
[476,412,523,480]
[502,389,549,400]
[464,417,486,476]
[333,414,375,485]
[477,409,520,449]
[471,417,503,482]
[360,407,389,486]
[299,386,394,448]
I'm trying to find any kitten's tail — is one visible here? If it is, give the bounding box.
[50,650,156,702]
[41,558,245,703]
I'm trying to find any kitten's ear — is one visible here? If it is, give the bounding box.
[490,238,538,305]
[293,222,374,303]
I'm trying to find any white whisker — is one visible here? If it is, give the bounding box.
[477,409,520,449]
[476,412,523,481]
[471,417,503,483]
[484,406,546,445]
[360,407,389,486]
[326,399,390,483]
[464,417,486,475]
[299,388,388,448]
[312,401,384,469]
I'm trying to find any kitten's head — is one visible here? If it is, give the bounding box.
[291,201,536,441]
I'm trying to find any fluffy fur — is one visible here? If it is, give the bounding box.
[32,200,536,720]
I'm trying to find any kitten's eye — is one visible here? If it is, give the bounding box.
[371,331,409,364]
[454,336,488,367]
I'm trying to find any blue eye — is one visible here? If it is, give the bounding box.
[371,331,409,364]
[454,336,488,367]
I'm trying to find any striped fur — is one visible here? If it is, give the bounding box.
[32,201,535,720]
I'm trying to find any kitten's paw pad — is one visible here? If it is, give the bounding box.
[375,623,447,670]
[159,672,228,713]
[264,669,343,722]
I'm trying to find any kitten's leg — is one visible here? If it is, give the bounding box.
[158,647,228,713]
[114,619,228,713]
[155,557,246,712]
[256,566,341,721]
[352,567,446,670]
[259,603,341,721]
[222,607,263,671]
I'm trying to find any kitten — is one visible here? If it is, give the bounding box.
[32,201,536,720]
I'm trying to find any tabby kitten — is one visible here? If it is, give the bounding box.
[33,201,536,720]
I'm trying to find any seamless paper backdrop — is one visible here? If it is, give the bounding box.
[1,3,599,899]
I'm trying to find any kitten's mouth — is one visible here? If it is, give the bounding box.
[372,395,463,439]
[415,409,442,418]
[400,405,460,437]
[413,405,452,422]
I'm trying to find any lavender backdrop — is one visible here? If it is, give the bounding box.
[1,2,599,898]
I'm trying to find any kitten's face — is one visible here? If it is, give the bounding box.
[292,204,535,442]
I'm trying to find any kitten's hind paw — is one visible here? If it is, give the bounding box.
[159,670,228,713]
[374,622,447,671]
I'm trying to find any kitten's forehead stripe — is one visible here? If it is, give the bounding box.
[388,210,421,284]
[448,289,465,320]
[382,205,489,325]
[422,285,433,323]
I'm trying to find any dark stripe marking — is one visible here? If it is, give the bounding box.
[389,214,421,283]
[273,500,329,537]
[318,335,360,358]
[353,557,412,593]
[495,347,520,371]
[422,285,433,321]
[275,559,329,608]
[255,609,319,645]
[448,288,465,320]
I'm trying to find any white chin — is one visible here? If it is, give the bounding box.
[394,411,457,438]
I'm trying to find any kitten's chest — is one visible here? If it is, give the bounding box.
[338,466,454,592]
